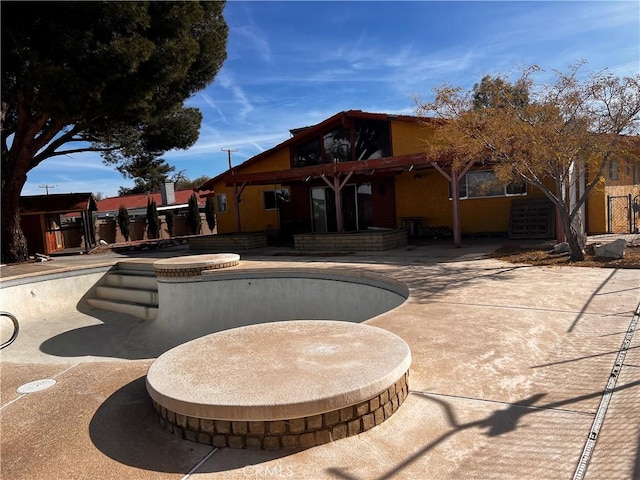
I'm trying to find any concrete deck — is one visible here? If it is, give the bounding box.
[1,240,639,479]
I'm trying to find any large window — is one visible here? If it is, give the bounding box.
[323,127,351,163]
[450,170,526,199]
[292,118,391,168]
[263,188,289,210]
[292,138,322,168]
[354,119,390,160]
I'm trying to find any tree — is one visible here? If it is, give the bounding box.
[164,210,176,238]
[146,198,160,239]
[175,175,212,191]
[205,196,216,233]
[415,63,640,261]
[1,1,228,263]
[187,193,201,235]
[117,205,131,242]
[117,154,175,196]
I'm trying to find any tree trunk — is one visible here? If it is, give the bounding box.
[558,207,585,262]
[1,168,29,263]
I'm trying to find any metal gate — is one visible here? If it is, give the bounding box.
[634,195,640,233]
[607,194,639,233]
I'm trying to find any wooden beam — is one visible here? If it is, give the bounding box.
[223,153,432,187]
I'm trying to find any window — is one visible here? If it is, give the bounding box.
[609,160,619,180]
[292,138,322,168]
[450,170,526,199]
[263,188,289,210]
[323,128,351,163]
[216,194,227,213]
[354,119,390,160]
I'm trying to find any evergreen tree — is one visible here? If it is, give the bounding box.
[187,193,201,235]
[164,210,176,238]
[117,205,131,242]
[1,1,228,262]
[205,196,216,233]
[146,198,160,239]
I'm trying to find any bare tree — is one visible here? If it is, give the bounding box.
[416,63,640,261]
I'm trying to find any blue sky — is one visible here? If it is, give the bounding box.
[22,0,640,198]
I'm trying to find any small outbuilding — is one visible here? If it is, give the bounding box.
[19,193,97,256]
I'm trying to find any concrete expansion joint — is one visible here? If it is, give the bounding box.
[572,302,639,480]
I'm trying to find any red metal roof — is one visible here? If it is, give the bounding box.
[96,189,207,212]
[20,193,97,215]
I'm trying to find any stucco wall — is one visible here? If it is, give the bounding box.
[215,148,290,234]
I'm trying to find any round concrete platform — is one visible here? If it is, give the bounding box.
[153,253,240,278]
[146,320,411,449]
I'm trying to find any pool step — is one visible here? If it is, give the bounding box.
[87,260,159,320]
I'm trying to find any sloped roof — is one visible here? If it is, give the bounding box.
[96,189,207,213]
[196,110,429,192]
[20,193,97,215]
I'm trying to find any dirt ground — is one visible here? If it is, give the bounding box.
[489,243,640,269]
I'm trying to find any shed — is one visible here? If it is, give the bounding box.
[19,193,98,256]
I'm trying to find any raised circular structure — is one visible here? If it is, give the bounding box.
[153,253,240,279]
[146,320,411,450]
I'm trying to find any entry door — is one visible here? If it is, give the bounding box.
[311,187,328,233]
[310,185,358,233]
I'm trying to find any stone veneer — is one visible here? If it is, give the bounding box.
[153,253,240,279]
[294,229,407,252]
[189,233,267,251]
[152,371,409,450]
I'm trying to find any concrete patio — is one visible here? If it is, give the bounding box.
[1,241,638,479]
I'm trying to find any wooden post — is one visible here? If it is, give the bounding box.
[451,168,462,248]
[320,171,353,233]
[433,161,474,248]
[334,175,344,233]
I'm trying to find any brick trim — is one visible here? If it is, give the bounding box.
[152,371,409,450]
[154,260,240,278]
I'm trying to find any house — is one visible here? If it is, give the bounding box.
[196,110,640,248]
[94,183,211,243]
[19,193,97,256]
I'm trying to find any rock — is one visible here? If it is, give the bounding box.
[594,239,627,259]
[553,242,570,253]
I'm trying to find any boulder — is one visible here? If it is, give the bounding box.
[553,242,570,253]
[594,239,627,259]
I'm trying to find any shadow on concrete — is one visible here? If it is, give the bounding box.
[89,376,294,474]
[531,345,639,369]
[326,379,640,480]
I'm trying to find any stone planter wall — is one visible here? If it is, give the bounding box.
[294,229,407,252]
[189,233,267,251]
[152,371,409,450]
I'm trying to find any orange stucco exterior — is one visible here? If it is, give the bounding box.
[206,111,639,238]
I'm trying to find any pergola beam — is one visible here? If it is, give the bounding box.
[222,153,431,187]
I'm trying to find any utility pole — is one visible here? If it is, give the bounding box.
[221,148,240,233]
[39,184,57,195]
[221,148,238,169]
